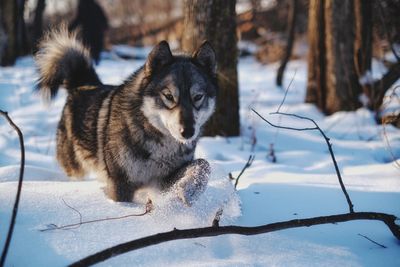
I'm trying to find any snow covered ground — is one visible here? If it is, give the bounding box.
[0,47,399,266]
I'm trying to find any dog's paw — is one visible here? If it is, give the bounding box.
[174,159,210,206]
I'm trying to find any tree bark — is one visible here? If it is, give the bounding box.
[305,0,326,111]
[181,0,240,137]
[306,0,364,114]
[33,0,46,51]
[354,0,373,107]
[16,0,28,55]
[0,0,17,66]
[354,0,372,80]
[0,0,27,66]
[324,0,362,113]
[276,0,298,87]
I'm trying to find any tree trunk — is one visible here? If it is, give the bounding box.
[306,0,363,114]
[0,0,17,66]
[181,0,240,137]
[324,0,362,113]
[16,0,28,55]
[276,0,298,88]
[0,8,7,61]
[0,0,27,66]
[354,0,372,79]
[305,0,326,111]
[373,61,400,111]
[354,0,373,106]
[33,0,46,51]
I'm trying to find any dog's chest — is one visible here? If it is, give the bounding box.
[124,138,195,185]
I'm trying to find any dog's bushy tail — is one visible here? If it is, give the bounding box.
[35,26,101,100]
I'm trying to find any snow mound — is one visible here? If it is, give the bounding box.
[0,162,240,266]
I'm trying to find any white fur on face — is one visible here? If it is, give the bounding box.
[141,96,171,136]
[141,96,215,143]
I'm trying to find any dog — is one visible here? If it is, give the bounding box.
[35,27,217,204]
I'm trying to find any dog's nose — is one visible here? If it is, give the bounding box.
[180,127,194,139]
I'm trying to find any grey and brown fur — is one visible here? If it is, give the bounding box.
[35,27,217,203]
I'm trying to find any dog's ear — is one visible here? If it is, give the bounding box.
[145,41,173,76]
[193,41,217,76]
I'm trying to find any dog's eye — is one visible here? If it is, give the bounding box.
[193,94,204,102]
[163,93,174,102]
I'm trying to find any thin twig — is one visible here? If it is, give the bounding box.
[0,110,25,267]
[358,233,387,248]
[69,211,400,267]
[272,67,297,158]
[252,109,355,213]
[234,155,255,189]
[277,68,297,113]
[40,200,153,232]
[60,198,83,230]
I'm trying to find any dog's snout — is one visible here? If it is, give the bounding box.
[180,127,194,139]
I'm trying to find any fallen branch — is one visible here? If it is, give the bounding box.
[0,110,25,267]
[252,109,355,213]
[69,211,400,267]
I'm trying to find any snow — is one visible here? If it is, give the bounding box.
[1,49,400,266]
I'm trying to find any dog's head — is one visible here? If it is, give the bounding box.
[141,41,217,143]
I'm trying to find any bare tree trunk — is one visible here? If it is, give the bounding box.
[276,0,298,87]
[0,9,7,61]
[354,0,372,79]
[306,0,363,114]
[16,0,28,55]
[33,0,46,51]
[182,0,240,137]
[354,0,373,106]
[324,0,362,113]
[0,0,27,66]
[0,0,17,66]
[305,0,326,111]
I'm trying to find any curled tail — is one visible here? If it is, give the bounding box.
[35,26,101,100]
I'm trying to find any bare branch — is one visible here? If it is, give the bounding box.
[252,109,317,131]
[277,68,297,113]
[0,110,25,267]
[69,212,400,267]
[252,109,355,213]
[358,233,387,249]
[234,155,255,189]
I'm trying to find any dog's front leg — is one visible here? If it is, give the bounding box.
[166,159,211,206]
[104,164,137,202]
